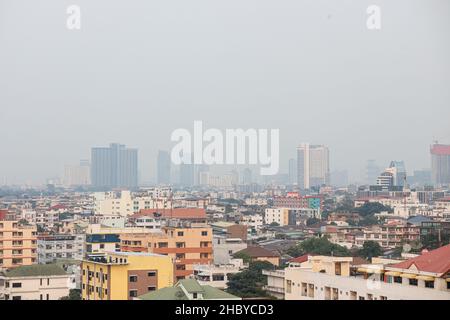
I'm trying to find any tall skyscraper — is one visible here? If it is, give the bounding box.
[431,143,450,186]
[179,153,194,187]
[157,150,171,185]
[64,160,91,187]
[242,168,253,185]
[91,143,138,189]
[288,158,297,185]
[366,160,381,185]
[297,143,330,189]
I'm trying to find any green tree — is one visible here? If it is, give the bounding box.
[286,237,351,258]
[59,289,81,300]
[226,261,275,298]
[357,202,392,217]
[306,217,320,226]
[357,241,383,260]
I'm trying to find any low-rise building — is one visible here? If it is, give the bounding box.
[0,264,75,300]
[213,236,247,265]
[37,234,85,264]
[284,245,450,300]
[81,251,174,300]
[192,259,244,289]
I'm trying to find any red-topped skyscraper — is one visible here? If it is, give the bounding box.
[431,143,450,186]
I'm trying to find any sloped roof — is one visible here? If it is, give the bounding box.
[137,280,239,300]
[2,264,68,277]
[136,208,206,219]
[388,244,450,275]
[236,246,280,258]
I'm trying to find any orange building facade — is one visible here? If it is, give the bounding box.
[120,225,213,281]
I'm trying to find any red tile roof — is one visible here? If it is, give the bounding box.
[136,208,206,220]
[236,246,280,258]
[389,244,450,275]
[289,253,315,264]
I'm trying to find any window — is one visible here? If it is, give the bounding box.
[129,275,138,282]
[425,280,434,289]
[12,283,22,288]
[176,242,185,248]
[409,279,418,286]
[201,231,208,236]
[148,286,156,292]
[129,290,138,297]
[193,293,198,299]
[147,272,156,277]
[100,244,105,249]
[286,280,292,294]
[12,296,21,300]
[393,276,402,284]
[177,232,184,237]
[46,294,49,300]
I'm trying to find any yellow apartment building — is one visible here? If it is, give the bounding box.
[81,251,174,300]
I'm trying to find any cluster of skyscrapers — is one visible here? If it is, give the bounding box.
[61,142,450,189]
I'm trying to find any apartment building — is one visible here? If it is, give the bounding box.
[84,224,152,257]
[0,264,75,300]
[120,224,213,281]
[213,236,247,265]
[192,259,244,289]
[81,252,173,300]
[37,234,85,264]
[355,222,420,248]
[284,246,450,300]
[0,219,37,269]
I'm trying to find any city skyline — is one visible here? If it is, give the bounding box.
[1,1,450,185]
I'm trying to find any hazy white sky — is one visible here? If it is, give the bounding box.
[1,0,449,185]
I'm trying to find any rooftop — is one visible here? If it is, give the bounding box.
[2,264,68,278]
[388,244,450,275]
[137,279,240,300]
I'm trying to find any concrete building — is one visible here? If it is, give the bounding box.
[192,259,244,289]
[81,252,174,300]
[431,144,450,186]
[284,245,450,300]
[85,224,151,257]
[0,219,37,269]
[0,264,75,300]
[64,160,91,187]
[91,143,138,189]
[213,236,247,265]
[157,150,171,185]
[120,224,213,281]
[37,234,85,264]
[297,143,330,189]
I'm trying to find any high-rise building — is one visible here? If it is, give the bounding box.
[376,161,407,190]
[366,160,381,185]
[388,161,407,187]
[64,160,91,187]
[157,150,171,185]
[297,143,330,189]
[91,143,138,189]
[288,158,297,185]
[242,168,252,185]
[431,144,450,186]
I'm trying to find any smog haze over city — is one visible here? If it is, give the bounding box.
[1,0,449,185]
